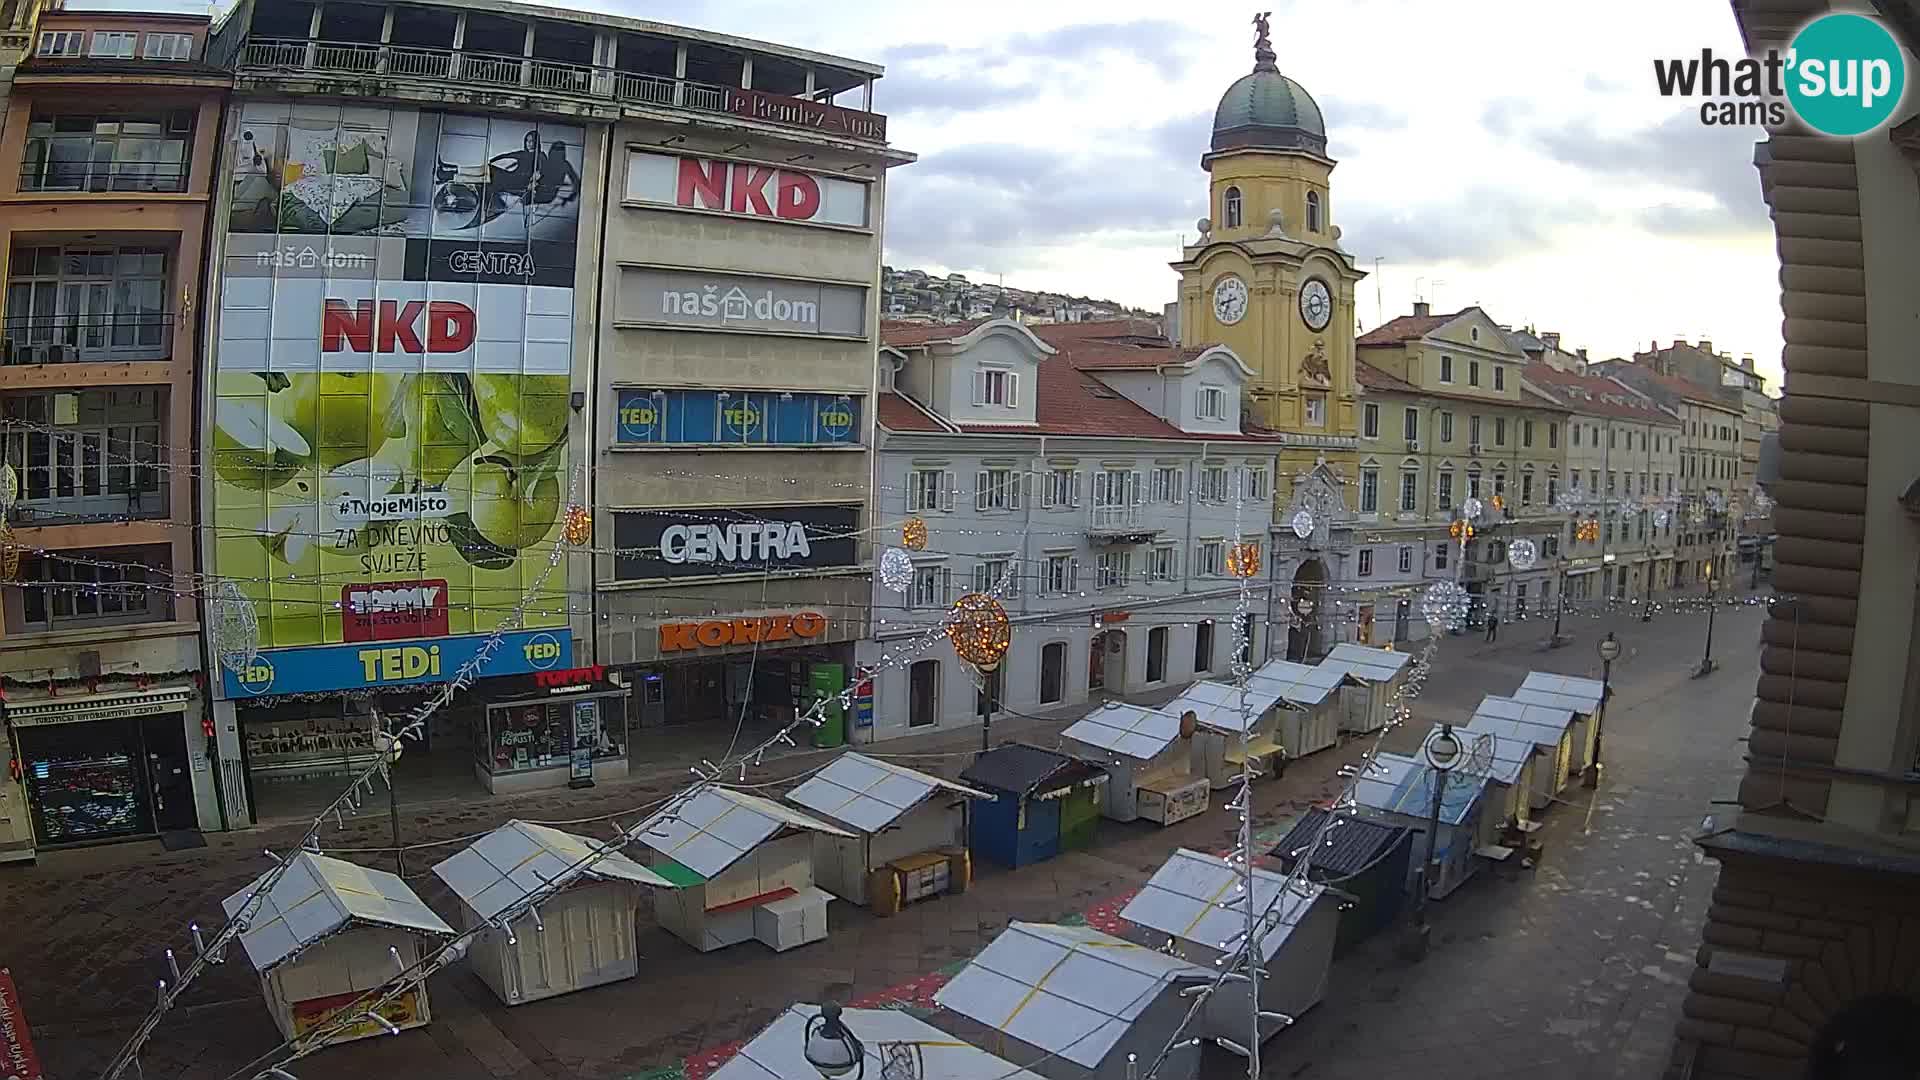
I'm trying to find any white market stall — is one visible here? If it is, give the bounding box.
[1427,725,1537,838]
[431,819,672,1005]
[1353,751,1496,900]
[1060,702,1208,825]
[1247,659,1352,759]
[1162,679,1289,790]
[1510,671,1606,776]
[1320,643,1414,734]
[935,921,1209,1080]
[784,752,991,913]
[712,1002,1046,1080]
[635,787,854,953]
[1464,695,1578,809]
[223,851,454,1045]
[1120,847,1339,1047]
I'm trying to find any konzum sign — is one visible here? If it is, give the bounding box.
[624,152,870,229]
[658,611,828,653]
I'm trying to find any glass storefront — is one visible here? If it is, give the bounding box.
[476,688,627,779]
[8,707,198,845]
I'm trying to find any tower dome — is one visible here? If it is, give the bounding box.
[1211,15,1327,156]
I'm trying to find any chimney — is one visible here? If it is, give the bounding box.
[1700,339,1713,355]
[1413,300,1431,318]
[1163,300,1181,345]
[1741,353,1755,372]
[1542,331,1561,350]
[1576,347,1588,361]
[1672,339,1686,350]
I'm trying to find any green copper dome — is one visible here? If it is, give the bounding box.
[1211,34,1328,156]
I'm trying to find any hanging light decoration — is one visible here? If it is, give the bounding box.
[1225,541,1261,579]
[0,520,17,583]
[1555,485,1585,514]
[1577,518,1601,543]
[1460,496,1484,522]
[1489,494,1505,514]
[1507,538,1538,571]
[1654,508,1672,529]
[1289,508,1315,539]
[901,517,929,551]
[877,547,914,593]
[0,463,16,514]
[1421,580,1471,630]
[209,580,261,674]
[946,593,1011,672]
[562,504,593,546]
[1449,519,1475,542]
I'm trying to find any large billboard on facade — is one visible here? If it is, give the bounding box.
[212,103,584,663]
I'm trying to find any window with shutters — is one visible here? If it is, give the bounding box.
[910,565,951,608]
[1198,385,1226,420]
[1042,553,1078,595]
[974,556,1018,596]
[1150,466,1184,504]
[1096,550,1131,589]
[1041,468,1080,509]
[1198,466,1228,502]
[1242,465,1269,501]
[1148,545,1179,582]
[975,367,1018,407]
[907,468,950,512]
[975,468,1022,512]
[1359,468,1379,512]
[1198,539,1226,577]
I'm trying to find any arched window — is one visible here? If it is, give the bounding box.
[1306,191,1322,232]
[1224,186,1243,228]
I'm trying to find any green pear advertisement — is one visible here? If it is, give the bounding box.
[214,103,584,650]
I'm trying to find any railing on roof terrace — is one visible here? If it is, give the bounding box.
[239,38,887,143]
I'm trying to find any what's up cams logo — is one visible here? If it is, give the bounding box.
[1655,12,1906,135]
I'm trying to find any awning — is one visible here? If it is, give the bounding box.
[5,687,195,728]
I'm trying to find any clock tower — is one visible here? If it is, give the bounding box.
[1172,14,1365,496]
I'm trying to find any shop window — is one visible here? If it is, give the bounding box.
[1194,621,1214,673]
[1039,642,1066,705]
[909,660,939,727]
[1147,627,1168,683]
[482,697,625,775]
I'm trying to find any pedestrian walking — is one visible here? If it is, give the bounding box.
[1484,611,1500,643]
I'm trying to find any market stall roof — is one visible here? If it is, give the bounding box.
[1247,658,1351,707]
[1511,671,1606,715]
[1319,643,1414,685]
[1271,806,1412,879]
[785,752,993,834]
[1354,752,1486,826]
[1467,695,1576,750]
[1121,847,1325,962]
[1060,700,1185,761]
[1427,724,1529,787]
[960,743,1107,799]
[223,851,453,972]
[935,921,1208,1069]
[633,787,854,881]
[711,1003,1047,1080]
[1162,679,1290,734]
[431,820,673,922]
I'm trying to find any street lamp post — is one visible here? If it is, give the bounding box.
[1694,564,1718,678]
[1584,632,1621,788]
[803,1001,866,1079]
[1408,723,1463,960]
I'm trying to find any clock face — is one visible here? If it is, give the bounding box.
[1212,275,1249,326]
[1300,278,1333,331]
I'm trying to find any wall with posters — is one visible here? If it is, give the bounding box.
[210,102,592,689]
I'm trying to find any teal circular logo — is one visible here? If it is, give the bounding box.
[1786,13,1906,136]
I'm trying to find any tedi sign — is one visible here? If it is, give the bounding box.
[1655,12,1905,134]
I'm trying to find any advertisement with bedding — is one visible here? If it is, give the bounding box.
[212,103,584,693]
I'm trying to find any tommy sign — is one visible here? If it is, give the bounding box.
[617,268,866,337]
[612,504,859,581]
[624,152,870,228]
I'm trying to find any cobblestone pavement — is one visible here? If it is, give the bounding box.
[0,598,1765,1080]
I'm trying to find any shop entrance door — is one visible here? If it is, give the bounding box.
[16,717,152,844]
[142,713,197,833]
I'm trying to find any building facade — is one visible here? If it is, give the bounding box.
[194,0,901,824]
[1169,24,1363,657]
[1353,304,1571,631]
[0,7,228,860]
[1666,5,1920,1076]
[861,318,1279,740]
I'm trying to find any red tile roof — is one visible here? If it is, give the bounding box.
[1355,361,1570,413]
[1356,310,1463,346]
[1355,361,1417,394]
[1588,360,1742,411]
[876,391,950,433]
[1520,363,1676,424]
[1027,317,1167,343]
[880,319,992,346]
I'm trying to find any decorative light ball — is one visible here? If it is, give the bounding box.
[0,521,17,582]
[1421,580,1471,630]
[1290,509,1315,539]
[878,547,914,593]
[946,593,1012,671]
[1706,490,1727,513]
[1690,505,1708,525]
[1226,541,1261,579]
[1555,485,1584,514]
[1461,497,1484,522]
[1654,508,1671,529]
[209,580,261,674]
[1490,495,1505,513]
[1507,538,1539,572]
[0,462,16,512]
[901,517,929,551]
[562,504,592,546]
[1449,519,1475,541]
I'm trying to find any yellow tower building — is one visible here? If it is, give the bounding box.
[1172,16,1366,512]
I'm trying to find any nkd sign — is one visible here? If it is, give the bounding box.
[624,152,870,229]
[611,504,859,581]
[617,267,866,337]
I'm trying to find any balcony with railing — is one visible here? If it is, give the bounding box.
[2,388,169,527]
[233,2,887,145]
[1088,502,1160,545]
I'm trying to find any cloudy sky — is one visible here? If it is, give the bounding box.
[123,0,1783,383]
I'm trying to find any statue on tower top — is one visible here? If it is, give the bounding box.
[1252,11,1277,72]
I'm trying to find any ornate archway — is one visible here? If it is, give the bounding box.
[1286,558,1326,661]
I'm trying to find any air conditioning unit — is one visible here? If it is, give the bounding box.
[1468,442,1484,455]
[24,345,55,365]
[53,344,78,364]
[1406,438,1421,451]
